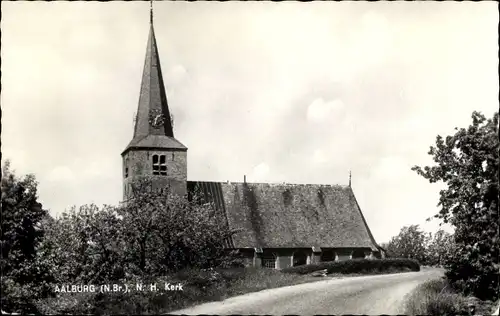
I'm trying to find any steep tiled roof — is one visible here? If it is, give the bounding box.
[123,20,186,155]
[187,181,379,251]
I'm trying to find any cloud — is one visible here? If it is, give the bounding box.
[306,98,345,123]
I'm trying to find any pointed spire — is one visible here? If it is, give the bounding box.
[123,2,187,156]
[150,0,153,25]
[132,6,175,139]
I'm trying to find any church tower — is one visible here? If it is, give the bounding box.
[122,6,187,200]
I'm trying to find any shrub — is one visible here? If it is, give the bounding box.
[405,278,469,315]
[281,258,420,275]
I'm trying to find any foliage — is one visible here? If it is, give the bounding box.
[412,111,499,300]
[1,160,54,313]
[405,278,497,316]
[41,204,125,285]
[281,258,420,275]
[386,225,429,264]
[119,176,240,275]
[424,230,455,267]
[41,176,240,287]
[404,278,469,315]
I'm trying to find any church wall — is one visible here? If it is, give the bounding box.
[235,247,382,269]
[122,149,187,199]
[259,248,315,270]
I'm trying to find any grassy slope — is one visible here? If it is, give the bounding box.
[404,278,498,315]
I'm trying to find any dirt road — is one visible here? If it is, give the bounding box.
[169,269,444,315]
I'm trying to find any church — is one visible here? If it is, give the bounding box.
[121,11,385,270]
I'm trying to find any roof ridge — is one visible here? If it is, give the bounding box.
[187,180,350,187]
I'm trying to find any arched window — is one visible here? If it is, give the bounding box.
[292,251,308,267]
[152,154,167,176]
[262,252,277,269]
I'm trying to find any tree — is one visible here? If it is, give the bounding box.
[424,229,455,267]
[42,204,125,284]
[43,176,240,287]
[119,177,239,276]
[412,111,499,300]
[1,161,54,313]
[386,225,429,264]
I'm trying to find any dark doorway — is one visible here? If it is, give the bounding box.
[292,251,308,266]
[352,249,366,259]
[320,249,336,262]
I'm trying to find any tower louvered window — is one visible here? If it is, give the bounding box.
[152,154,167,176]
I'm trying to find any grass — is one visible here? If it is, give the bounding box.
[35,259,422,315]
[404,278,498,315]
[35,267,327,315]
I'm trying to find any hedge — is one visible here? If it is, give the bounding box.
[281,258,420,275]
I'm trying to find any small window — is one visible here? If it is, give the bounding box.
[125,167,129,178]
[262,253,277,269]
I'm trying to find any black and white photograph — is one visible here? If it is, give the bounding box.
[1,1,498,315]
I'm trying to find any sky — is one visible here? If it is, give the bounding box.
[2,1,498,243]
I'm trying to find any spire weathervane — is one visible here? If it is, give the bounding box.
[349,170,352,187]
[150,0,153,24]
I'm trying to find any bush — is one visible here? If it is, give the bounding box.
[281,258,420,275]
[405,279,469,315]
